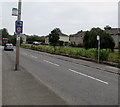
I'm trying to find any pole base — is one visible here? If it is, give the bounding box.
[15,64,18,71]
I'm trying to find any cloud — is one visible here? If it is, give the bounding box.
[2,2,118,36]
[0,0,119,2]
[118,1,120,27]
[0,3,2,28]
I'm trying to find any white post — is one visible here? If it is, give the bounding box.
[97,35,100,63]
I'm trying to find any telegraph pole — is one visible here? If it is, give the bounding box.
[15,0,22,70]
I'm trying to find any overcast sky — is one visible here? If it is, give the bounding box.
[1,0,119,36]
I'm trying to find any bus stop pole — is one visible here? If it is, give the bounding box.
[15,0,22,70]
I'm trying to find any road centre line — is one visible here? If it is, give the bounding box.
[43,60,60,67]
[69,69,109,85]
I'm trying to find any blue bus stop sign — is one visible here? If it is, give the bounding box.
[15,20,23,33]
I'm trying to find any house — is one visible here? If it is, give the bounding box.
[69,30,85,47]
[45,35,49,44]
[45,27,120,48]
[45,31,70,45]
[104,28,120,48]
[21,34,27,44]
[59,32,69,44]
[69,28,120,48]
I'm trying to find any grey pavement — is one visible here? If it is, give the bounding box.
[2,50,67,105]
[2,47,119,105]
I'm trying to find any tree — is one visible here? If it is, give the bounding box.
[8,35,23,46]
[83,27,115,51]
[49,28,60,46]
[83,31,89,49]
[104,25,111,30]
[0,28,24,45]
[58,40,64,46]
[26,35,45,44]
[1,28,10,38]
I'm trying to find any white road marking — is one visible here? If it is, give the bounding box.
[30,55,37,59]
[22,53,28,55]
[69,69,109,85]
[44,60,60,66]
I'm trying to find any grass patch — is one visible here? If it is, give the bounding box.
[21,44,119,64]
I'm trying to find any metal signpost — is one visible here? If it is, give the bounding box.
[12,0,22,70]
[97,35,100,63]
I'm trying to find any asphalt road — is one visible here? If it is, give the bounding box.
[2,47,118,105]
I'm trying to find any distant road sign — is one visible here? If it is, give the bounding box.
[15,20,23,33]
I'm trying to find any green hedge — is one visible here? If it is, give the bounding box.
[94,50,110,61]
[21,44,120,63]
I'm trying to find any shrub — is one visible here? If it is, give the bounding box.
[21,44,119,64]
[94,50,109,61]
